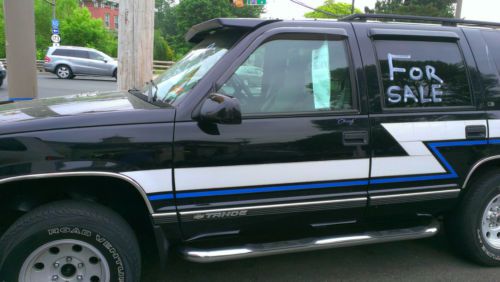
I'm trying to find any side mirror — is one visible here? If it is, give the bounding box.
[103,59,108,63]
[198,93,242,124]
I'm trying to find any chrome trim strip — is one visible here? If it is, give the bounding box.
[463,155,500,189]
[370,189,460,200]
[0,171,154,213]
[152,212,177,218]
[369,183,458,194]
[180,197,367,215]
[180,220,439,263]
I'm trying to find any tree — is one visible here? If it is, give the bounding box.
[373,0,456,17]
[304,0,362,19]
[155,0,263,58]
[154,29,174,61]
[59,8,117,56]
[34,0,80,58]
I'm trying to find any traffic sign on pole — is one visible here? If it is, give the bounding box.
[245,0,265,4]
[51,34,60,43]
[52,28,59,35]
[52,19,59,29]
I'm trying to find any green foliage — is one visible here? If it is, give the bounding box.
[304,0,361,19]
[59,7,117,56]
[0,1,5,58]
[154,29,174,61]
[34,0,81,59]
[6,0,119,59]
[373,0,456,17]
[155,0,263,58]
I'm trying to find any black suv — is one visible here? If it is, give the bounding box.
[2,14,500,281]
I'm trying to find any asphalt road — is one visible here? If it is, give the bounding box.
[0,72,117,100]
[150,232,500,282]
[2,73,500,281]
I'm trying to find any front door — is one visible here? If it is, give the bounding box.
[86,51,112,76]
[174,24,370,241]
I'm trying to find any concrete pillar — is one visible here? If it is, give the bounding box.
[4,0,38,100]
[117,0,154,91]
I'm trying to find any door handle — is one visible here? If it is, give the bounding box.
[465,125,486,140]
[343,131,369,146]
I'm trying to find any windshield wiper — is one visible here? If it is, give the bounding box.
[150,80,159,102]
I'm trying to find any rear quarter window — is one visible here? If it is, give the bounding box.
[374,39,472,109]
[482,31,500,76]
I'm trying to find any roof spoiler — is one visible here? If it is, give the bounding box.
[185,18,281,43]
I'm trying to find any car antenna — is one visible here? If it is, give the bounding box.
[289,0,337,18]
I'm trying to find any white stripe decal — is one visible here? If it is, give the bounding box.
[372,120,487,177]
[122,120,489,194]
[489,120,500,138]
[372,156,445,177]
[120,169,172,194]
[175,159,369,191]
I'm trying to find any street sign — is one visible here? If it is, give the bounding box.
[51,34,61,43]
[245,0,265,4]
[52,19,59,29]
[52,28,59,35]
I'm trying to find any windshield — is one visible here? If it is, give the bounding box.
[142,30,242,105]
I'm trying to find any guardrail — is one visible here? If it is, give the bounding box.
[0,59,175,72]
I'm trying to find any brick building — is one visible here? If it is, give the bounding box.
[80,0,119,30]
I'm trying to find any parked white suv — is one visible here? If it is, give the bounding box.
[43,46,117,79]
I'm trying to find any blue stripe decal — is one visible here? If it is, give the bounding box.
[175,180,369,199]
[148,194,174,201]
[371,140,487,185]
[148,180,369,201]
[148,139,495,201]
[8,97,34,101]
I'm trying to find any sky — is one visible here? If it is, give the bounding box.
[262,0,500,22]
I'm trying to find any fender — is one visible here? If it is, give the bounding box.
[0,171,154,213]
[462,155,500,189]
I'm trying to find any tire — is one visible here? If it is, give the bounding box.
[55,65,73,79]
[446,171,500,266]
[113,69,117,79]
[0,78,3,87]
[0,200,141,281]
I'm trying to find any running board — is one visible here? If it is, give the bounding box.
[180,220,439,263]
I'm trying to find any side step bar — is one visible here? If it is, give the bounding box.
[180,220,439,263]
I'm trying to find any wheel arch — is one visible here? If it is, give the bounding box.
[55,63,73,71]
[0,171,154,213]
[463,156,500,190]
[0,172,161,262]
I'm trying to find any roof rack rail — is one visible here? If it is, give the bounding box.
[340,13,500,28]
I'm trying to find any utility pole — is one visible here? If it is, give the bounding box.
[455,0,463,18]
[3,0,38,100]
[351,0,355,14]
[52,0,56,20]
[118,0,155,91]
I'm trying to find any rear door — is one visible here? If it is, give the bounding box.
[354,24,488,220]
[67,50,93,75]
[173,23,371,241]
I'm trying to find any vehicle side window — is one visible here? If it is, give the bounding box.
[89,52,105,61]
[219,34,354,115]
[52,49,70,56]
[482,31,500,76]
[374,40,471,109]
[72,50,89,59]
